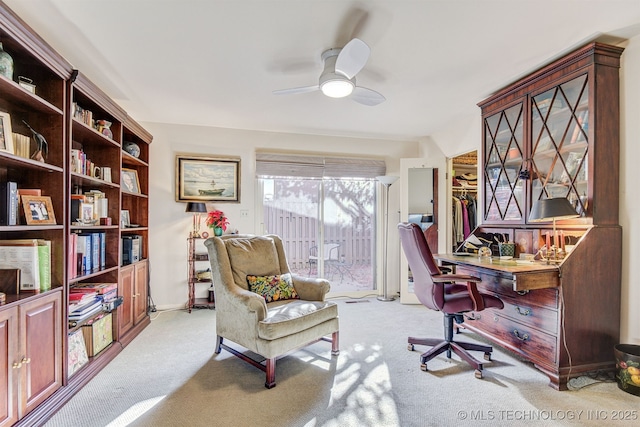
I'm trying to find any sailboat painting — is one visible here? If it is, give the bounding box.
[176,155,240,202]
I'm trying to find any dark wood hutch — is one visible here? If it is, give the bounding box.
[437,42,624,390]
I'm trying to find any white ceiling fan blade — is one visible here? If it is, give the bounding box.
[351,87,385,106]
[272,85,320,95]
[335,38,370,79]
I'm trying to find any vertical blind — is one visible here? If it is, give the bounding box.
[255,152,386,179]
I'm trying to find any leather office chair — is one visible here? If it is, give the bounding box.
[397,222,504,378]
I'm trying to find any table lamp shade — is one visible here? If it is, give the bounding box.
[185,202,207,213]
[529,198,579,222]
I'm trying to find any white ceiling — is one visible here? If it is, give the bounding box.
[5,0,640,141]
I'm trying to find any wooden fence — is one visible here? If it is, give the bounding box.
[263,203,374,270]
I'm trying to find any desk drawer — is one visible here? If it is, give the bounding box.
[499,294,558,335]
[467,311,557,366]
[457,266,558,309]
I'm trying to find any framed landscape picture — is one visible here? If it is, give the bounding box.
[176,155,240,202]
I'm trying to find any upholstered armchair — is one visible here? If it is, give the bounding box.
[204,234,339,388]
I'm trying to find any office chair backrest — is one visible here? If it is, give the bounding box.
[397,222,445,311]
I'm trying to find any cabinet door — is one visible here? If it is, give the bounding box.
[531,74,589,216]
[133,261,148,325]
[483,101,526,223]
[0,307,18,427]
[118,265,135,337]
[19,292,62,418]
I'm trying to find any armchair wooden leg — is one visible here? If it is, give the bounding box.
[331,331,340,356]
[215,335,223,354]
[265,358,276,389]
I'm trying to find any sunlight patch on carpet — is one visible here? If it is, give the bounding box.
[105,396,166,427]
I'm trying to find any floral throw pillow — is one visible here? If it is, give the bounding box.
[246,273,299,303]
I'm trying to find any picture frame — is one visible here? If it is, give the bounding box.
[121,168,141,194]
[120,210,130,228]
[176,155,240,202]
[21,195,56,225]
[0,111,15,155]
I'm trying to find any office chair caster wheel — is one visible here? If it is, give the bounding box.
[484,352,491,361]
[475,369,483,379]
[420,363,428,372]
[408,344,414,351]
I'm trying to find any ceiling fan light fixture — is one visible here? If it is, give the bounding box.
[320,79,354,98]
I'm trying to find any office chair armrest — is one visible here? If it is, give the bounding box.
[433,274,485,311]
[432,274,481,283]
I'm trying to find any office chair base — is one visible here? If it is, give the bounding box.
[408,335,493,378]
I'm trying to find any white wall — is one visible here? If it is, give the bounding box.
[424,36,640,345]
[142,122,419,309]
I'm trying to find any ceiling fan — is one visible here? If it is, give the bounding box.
[272,38,385,106]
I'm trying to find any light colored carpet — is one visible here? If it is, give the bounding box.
[45,298,638,427]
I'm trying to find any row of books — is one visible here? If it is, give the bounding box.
[70,147,101,178]
[0,239,51,293]
[68,232,106,279]
[72,102,94,127]
[11,132,32,159]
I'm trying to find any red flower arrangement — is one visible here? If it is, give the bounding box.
[205,210,229,231]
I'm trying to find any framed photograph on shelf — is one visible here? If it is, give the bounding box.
[0,111,15,155]
[120,210,130,228]
[121,168,141,194]
[176,155,240,202]
[21,195,56,225]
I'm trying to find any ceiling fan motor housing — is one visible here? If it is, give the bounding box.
[320,48,356,97]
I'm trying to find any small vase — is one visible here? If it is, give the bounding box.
[0,42,14,80]
[214,227,223,236]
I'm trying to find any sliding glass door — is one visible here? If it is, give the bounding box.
[261,176,376,294]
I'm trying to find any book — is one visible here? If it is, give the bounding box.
[68,233,78,279]
[71,282,117,295]
[37,240,52,291]
[0,181,18,226]
[76,234,92,273]
[99,232,106,269]
[0,239,41,291]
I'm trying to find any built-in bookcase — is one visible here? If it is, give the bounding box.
[0,1,152,425]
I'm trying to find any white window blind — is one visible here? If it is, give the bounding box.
[255,152,386,179]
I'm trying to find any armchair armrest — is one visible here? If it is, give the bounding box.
[221,282,268,320]
[291,274,330,301]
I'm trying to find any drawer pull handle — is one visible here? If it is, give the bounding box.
[516,290,530,295]
[21,357,31,364]
[515,306,531,316]
[12,361,22,369]
[513,330,530,341]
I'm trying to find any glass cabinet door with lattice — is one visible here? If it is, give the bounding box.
[483,101,525,223]
[531,74,589,216]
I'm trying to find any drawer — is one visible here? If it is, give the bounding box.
[457,266,558,309]
[498,294,558,335]
[465,310,558,366]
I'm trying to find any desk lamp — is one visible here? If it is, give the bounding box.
[185,202,207,238]
[376,175,399,301]
[528,197,579,263]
